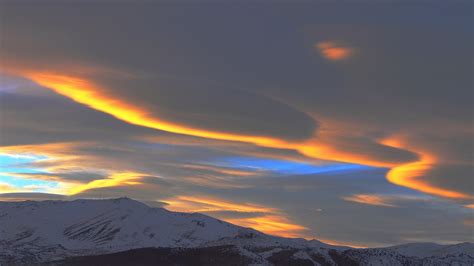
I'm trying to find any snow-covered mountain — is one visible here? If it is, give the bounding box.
[0,198,472,265]
[387,242,474,258]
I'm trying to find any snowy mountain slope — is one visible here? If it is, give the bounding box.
[386,243,446,258]
[388,242,474,258]
[0,198,332,264]
[0,198,472,265]
[1,197,247,250]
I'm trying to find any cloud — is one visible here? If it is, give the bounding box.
[162,195,277,213]
[226,215,308,238]
[305,135,419,167]
[7,172,107,183]
[463,218,474,227]
[162,195,307,238]
[3,22,468,201]
[0,192,66,201]
[1,74,438,198]
[0,181,60,194]
[342,194,398,207]
[0,2,472,247]
[382,137,471,199]
[199,210,268,220]
[0,182,19,193]
[2,68,318,143]
[316,41,354,61]
[6,71,445,199]
[67,172,145,195]
[0,82,156,146]
[208,156,370,176]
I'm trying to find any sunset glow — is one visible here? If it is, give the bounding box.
[1,2,471,247]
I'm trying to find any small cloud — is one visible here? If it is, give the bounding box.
[316,41,353,61]
[317,238,369,248]
[201,210,268,219]
[463,218,474,227]
[162,195,276,213]
[67,172,145,195]
[0,192,66,201]
[0,182,20,193]
[342,194,398,207]
[226,215,308,238]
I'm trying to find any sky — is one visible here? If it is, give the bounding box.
[0,1,473,247]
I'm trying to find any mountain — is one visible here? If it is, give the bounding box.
[387,242,474,258]
[0,198,472,265]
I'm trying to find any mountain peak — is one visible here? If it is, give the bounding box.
[88,196,146,206]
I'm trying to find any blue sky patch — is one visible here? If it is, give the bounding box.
[0,153,58,191]
[208,156,373,176]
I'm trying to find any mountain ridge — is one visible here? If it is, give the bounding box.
[1,197,472,265]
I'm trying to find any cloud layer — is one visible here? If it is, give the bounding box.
[0,2,472,246]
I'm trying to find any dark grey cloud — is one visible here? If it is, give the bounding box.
[94,75,317,140]
[293,23,473,128]
[72,183,174,203]
[421,164,474,197]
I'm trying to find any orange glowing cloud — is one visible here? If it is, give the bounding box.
[162,195,306,238]
[21,71,293,149]
[381,137,470,199]
[226,215,308,238]
[162,195,276,213]
[15,71,400,168]
[4,67,470,200]
[68,172,142,195]
[298,141,399,168]
[316,238,368,248]
[342,194,397,207]
[316,41,353,61]
[67,172,144,195]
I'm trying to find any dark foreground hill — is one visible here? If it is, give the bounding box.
[42,245,474,266]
